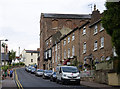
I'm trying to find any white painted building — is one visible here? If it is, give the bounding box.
[21,49,40,66]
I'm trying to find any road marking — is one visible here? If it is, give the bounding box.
[15,69,23,89]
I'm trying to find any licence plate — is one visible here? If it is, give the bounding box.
[70,80,75,81]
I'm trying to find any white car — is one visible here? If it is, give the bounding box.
[35,69,43,77]
[56,66,80,85]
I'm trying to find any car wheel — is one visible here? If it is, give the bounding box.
[56,79,59,84]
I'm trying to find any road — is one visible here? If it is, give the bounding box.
[16,68,93,89]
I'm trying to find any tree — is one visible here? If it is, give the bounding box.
[8,50,16,65]
[102,2,120,58]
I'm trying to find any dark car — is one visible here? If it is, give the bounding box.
[28,66,32,72]
[31,67,36,74]
[50,72,56,82]
[42,70,53,79]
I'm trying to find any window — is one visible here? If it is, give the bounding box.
[55,51,57,62]
[66,20,72,28]
[52,20,58,29]
[50,38,52,43]
[83,42,86,54]
[49,49,52,58]
[63,39,66,45]
[113,47,117,57]
[64,50,66,59]
[106,56,110,61]
[68,48,70,58]
[46,41,48,47]
[52,54,54,63]
[100,37,104,48]
[94,40,97,51]
[68,37,70,43]
[52,47,54,52]
[58,51,60,60]
[72,46,75,56]
[31,59,33,62]
[31,53,33,56]
[101,56,105,61]
[83,26,86,35]
[100,23,104,32]
[94,25,98,35]
[55,44,57,51]
[72,33,75,41]
[58,43,60,49]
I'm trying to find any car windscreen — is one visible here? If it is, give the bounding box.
[45,70,53,73]
[32,68,35,70]
[62,67,79,73]
[37,70,43,72]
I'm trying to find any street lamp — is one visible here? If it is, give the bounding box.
[0,39,8,81]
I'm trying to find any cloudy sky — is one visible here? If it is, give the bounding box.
[0,0,106,56]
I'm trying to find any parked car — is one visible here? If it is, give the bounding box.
[28,66,32,72]
[25,66,29,71]
[50,72,56,82]
[42,70,53,79]
[31,67,36,74]
[35,69,43,77]
[56,66,80,85]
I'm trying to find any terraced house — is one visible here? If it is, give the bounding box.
[39,13,91,69]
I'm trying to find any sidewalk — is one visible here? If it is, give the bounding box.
[1,71,17,89]
[81,81,120,89]
[2,78,17,88]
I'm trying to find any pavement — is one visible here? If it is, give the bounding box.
[80,81,120,89]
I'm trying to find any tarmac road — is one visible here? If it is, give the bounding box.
[16,68,93,89]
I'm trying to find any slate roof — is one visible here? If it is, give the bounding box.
[25,50,40,53]
[42,13,91,19]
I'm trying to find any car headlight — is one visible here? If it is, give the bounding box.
[77,74,80,77]
[63,74,67,77]
[44,74,47,76]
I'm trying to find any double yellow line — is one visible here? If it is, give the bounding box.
[15,69,23,89]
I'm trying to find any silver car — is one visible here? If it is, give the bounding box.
[35,69,43,77]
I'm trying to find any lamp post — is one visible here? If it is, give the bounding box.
[0,39,8,81]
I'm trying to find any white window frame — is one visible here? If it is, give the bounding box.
[52,54,54,63]
[72,33,75,41]
[83,42,86,54]
[100,37,104,49]
[94,40,97,51]
[55,44,57,51]
[72,46,75,56]
[94,25,98,35]
[101,56,105,61]
[68,48,70,58]
[83,26,86,35]
[52,47,54,52]
[63,39,66,45]
[68,37,70,43]
[100,23,104,32]
[58,43,60,49]
[55,51,57,62]
[64,50,66,59]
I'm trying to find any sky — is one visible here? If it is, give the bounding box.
[0,0,106,56]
